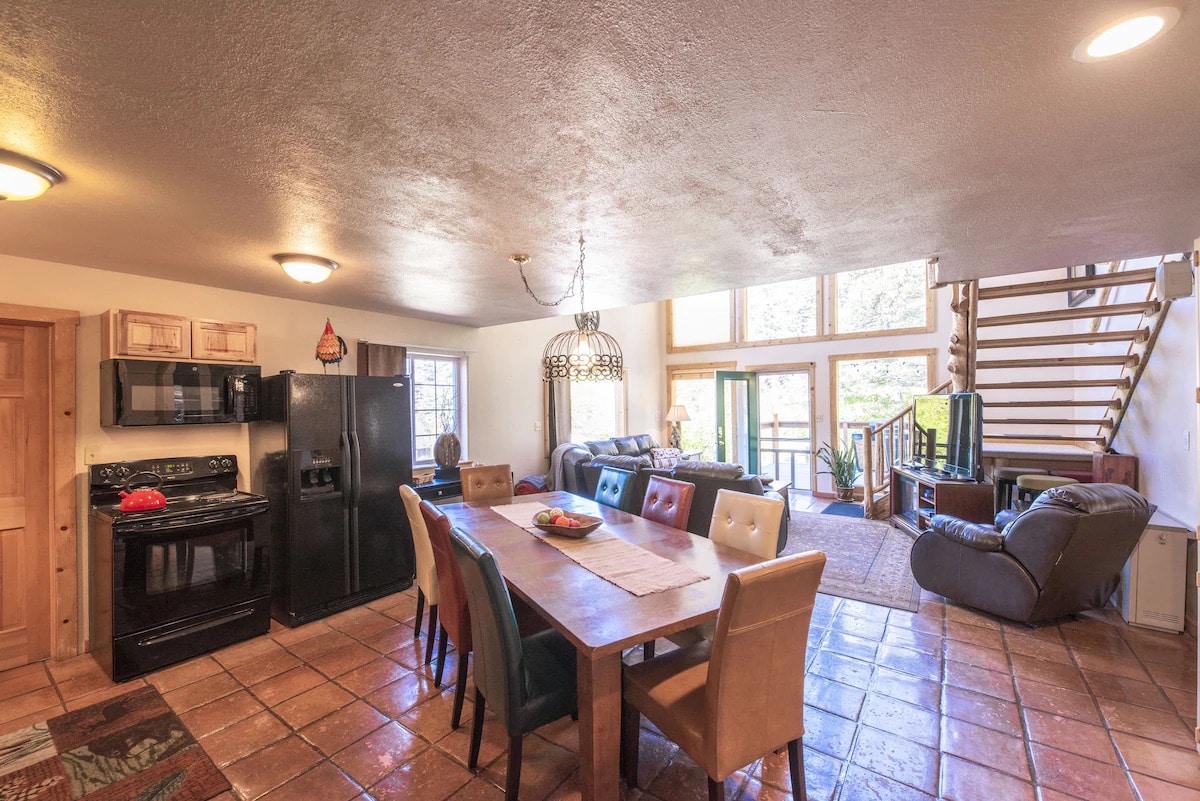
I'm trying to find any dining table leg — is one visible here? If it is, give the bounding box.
[578,650,623,801]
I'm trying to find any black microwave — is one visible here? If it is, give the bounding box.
[100,359,261,426]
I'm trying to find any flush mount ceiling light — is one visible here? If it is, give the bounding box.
[510,235,624,382]
[273,253,340,284]
[1072,6,1181,62]
[0,149,64,201]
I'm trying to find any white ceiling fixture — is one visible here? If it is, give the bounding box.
[0,149,64,201]
[1073,5,1182,62]
[273,253,340,284]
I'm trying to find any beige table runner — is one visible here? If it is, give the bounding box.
[487,502,708,597]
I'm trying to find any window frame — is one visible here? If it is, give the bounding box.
[566,377,628,445]
[827,348,936,448]
[407,350,468,468]
[827,261,937,340]
[666,290,736,351]
[666,361,736,455]
[666,264,935,353]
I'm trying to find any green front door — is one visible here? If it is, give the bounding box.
[715,370,759,474]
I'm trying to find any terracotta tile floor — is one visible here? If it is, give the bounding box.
[3,586,1199,799]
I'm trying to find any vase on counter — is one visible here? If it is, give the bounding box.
[434,432,461,479]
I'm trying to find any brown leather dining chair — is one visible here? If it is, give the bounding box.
[399,485,440,665]
[640,474,695,531]
[622,550,827,801]
[638,475,696,660]
[461,464,514,503]
[419,500,473,729]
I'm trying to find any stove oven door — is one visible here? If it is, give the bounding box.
[111,507,270,638]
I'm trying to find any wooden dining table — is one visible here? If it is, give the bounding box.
[440,490,764,801]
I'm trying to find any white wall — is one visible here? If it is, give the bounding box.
[1078,256,1198,527]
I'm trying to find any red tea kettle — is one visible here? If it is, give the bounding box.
[119,472,168,512]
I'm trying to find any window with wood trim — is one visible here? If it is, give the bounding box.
[668,290,735,349]
[667,264,932,352]
[829,350,935,448]
[831,260,932,335]
[666,362,735,460]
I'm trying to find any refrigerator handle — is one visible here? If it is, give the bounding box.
[340,431,353,507]
[349,430,362,507]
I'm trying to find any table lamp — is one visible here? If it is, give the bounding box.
[665,404,690,450]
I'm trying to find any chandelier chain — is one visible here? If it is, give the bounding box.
[517,233,587,310]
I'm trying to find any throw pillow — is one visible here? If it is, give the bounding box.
[613,436,641,456]
[649,447,683,468]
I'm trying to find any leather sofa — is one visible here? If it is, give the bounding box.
[561,435,666,505]
[670,462,790,556]
[910,483,1155,624]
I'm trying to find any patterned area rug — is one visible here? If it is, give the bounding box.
[0,685,229,800]
[783,512,921,611]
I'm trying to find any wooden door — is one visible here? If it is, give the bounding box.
[0,323,52,669]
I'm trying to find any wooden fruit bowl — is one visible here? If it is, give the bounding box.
[532,511,603,539]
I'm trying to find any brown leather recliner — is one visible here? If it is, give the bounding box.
[910,483,1155,624]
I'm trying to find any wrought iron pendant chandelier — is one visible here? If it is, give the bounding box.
[510,234,624,382]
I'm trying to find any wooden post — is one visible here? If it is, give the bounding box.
[947,282,971,393]
[861,425,875,516]
[966,280,979,392]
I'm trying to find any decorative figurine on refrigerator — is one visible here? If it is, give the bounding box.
[315,318,348,373]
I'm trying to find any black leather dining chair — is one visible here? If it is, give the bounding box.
[594,466,636,512]
[449,526,578,801]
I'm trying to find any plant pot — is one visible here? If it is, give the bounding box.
[434,432,461,470]
[834,486,855,503]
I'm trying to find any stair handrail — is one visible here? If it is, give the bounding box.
[860,379,952,518]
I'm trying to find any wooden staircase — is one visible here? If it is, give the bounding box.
[970,263,1170,450]
[858,259,1179,519]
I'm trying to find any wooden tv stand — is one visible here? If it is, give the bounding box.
[890,466,994,537]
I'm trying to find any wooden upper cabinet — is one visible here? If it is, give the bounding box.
[102,310,257,363]
[192,319,257,363]
[110,310,190,359]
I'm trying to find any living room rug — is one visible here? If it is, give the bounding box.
[820,502,865,518]
[783,512,921,612]
[0,684,230,801]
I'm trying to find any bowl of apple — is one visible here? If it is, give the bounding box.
[532,508,603,539]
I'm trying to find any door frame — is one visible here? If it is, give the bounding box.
[746,361,818,492]
[0,303,80,661]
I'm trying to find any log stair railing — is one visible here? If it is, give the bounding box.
[858,380,952,519]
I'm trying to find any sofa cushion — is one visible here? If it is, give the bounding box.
[590,453,651,471]
[673,461,745,480]
[613,436,642,456]
[634,434,658,453]
[585,440,620,456]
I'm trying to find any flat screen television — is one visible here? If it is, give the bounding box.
[944,392,984,480]
[910,391,984,480]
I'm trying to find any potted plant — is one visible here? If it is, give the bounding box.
[816,440,862,502]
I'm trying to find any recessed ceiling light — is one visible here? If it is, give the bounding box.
[273,253,340,284]
[1073,6,1181,62]
[0,149,64,201]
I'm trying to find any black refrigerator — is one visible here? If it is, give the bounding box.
[250,372,415,626]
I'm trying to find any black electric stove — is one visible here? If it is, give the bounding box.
[88,455,272,681]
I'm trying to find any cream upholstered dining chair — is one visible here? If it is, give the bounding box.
[622,551,827,801]
[660,489,787,652]
[708,488,785,560]
[461,464,514,503]
[399,485,440,665]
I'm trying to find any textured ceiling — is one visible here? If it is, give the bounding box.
[0,1,1197,327]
